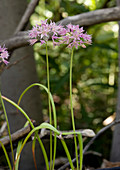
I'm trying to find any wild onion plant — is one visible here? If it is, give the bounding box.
[29,20,92,170]
[0,19,92,170]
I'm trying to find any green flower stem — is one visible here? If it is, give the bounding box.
[2,96,49,170]
[18,83,57,128]
[2,95,34,128]
[0,93,15,169]
[78,134,83,170]
[18,83,57,170]
[37,133,50,170]
[0,141,12,170]
[15,121,29,170]
[15,121,82,170]
[15,123,59,170]
[70,47,79,169]
[61,139,74,170]
[16,122,78,170]
[46,43,53,170]
[52,134,57,170]
[45,44,52,124]
[15,125,50,170]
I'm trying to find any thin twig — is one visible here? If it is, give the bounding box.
[0,125,31,147]
[58,119,120,170]
[0,122,7,137]
[83,119,120,154]
[5,55,29,70]
[14,0,39,34]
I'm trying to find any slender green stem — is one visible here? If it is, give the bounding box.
[18,83,57,170]
[0,141,12,170]
[2,95,34,129]
[78,134,83,170]
[15,121,29,170]
[2,96,49,170]
[61,139,74,170]
[15,140,23,170]
[18,83,57,128]
[52,133,57,170]
[46,44,52,124]
[32,133,37,170]
[0,93,15,169]
[15,125,50,170]
[46,43,52,170]
[70,47,79,169]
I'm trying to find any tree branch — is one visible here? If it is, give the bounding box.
[0,124,94,156]
[14,0,39,34]
[1,6,120,52]
[58,119,120,170]
[0,125,31,147]
[58,6,120,26]
[83,119,120,154]
[0,31,29,51]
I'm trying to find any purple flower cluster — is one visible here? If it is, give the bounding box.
[29,20,92,49]
[0,45,9,65]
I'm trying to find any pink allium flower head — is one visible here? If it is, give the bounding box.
[0,45,9,65]
[56,23,92,49]
[29,20,92,49]
[29,20,63,46]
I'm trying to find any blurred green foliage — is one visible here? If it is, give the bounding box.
[30,0,118,159]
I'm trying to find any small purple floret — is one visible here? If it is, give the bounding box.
[0,45,9,65]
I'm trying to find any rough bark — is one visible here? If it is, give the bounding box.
[0,0,44,169]
[110,0,120,161]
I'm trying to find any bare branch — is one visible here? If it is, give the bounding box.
[58,6,120,26]
[83,119,120,154]
[40,128,95,139]
[0,31,29,51]
[0,124,94,156]
[14,0,39,34]
[1,6,120,52]
[58,119,120,170]
[0,125,31,147]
